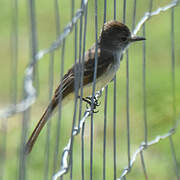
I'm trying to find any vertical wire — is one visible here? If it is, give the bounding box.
[81,122,85,180]
[79,5,85,180]
[71,0,75,20]
[19,0,38,178]
[29,0,39,95]
[53,40,65,175]
[171,7,176,123]
[132,0,136,31]
[113,76,117,180]
[90,0,98,179]
[54,0,60,37]
[142,24,147,146]
[103,0,107,24]
[103,88,108,180]
[122,0,126,24]
[123,0,131,170]
[44,52,54,180]
[140,151,148,180]
[78,0,84,134]
[131,2,137,170]
[149,0,153,14]
[0,0,18,179]
[169,136,180,179]
[70,0,75,178]
[0,120,7,180]
[70,4,77,178]
[113,1,117,179]
[11,0,18,105]
[80,2,88,180]
[103,1,107,180]
[114,0,116,20]
[170,7,179,180]
[140,2,152,177]
[125,49,131,168]
[28,0,38,106]
[19,106,30,180]
[143,0,153,147]
[78,0,84,125]
[78,1,88,125]
[53,0,61,173]
[0,118,7,180]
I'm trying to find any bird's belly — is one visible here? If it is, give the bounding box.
[81,63,118,97]
[63,60,120,104]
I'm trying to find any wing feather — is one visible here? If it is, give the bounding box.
[54,47,113,101]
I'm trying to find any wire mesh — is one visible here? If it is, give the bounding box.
[0,0,180,180]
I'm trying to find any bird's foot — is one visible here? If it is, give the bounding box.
[81,96,100,113]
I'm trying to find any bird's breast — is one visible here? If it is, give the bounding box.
[82,51,122,97]
[63,50,122,103]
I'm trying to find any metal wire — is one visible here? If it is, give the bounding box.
[169,136,180,179]
[81,121,85,180]
[53,0,179,179]
[0,0,88,120]
[0,0,19,179]
[1,0,179,180]
[29,0,39,95]
[89,0,98,179]
[52,3,89,178]
[70,13,77,180]
[113,1,117,179]
[119,0,179,179]
[133,0,178,35]
[103,87,108,180]
[52,90,103,180]
[132,0,137,31]
[103,2,107,180]
[53,40,66,173]
[171,7,176,123]
[11,0,18,104]
[123,0,131,170]
[140,151,148,180]
[44,52,54,180]
[118,122,180,180]
[19,0,38,179]
[80,2,88,179]
[142,24,148,146]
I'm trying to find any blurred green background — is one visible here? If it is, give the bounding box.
[0,0,180,179]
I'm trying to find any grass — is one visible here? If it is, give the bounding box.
[0,0,180,179]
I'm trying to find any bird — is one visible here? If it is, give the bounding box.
[25,20,145,154]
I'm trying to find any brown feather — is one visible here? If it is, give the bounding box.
[25,45,114,154]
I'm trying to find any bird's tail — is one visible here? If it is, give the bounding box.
[25,101,57,155]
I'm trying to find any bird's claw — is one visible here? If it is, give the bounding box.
[82,96,100,113]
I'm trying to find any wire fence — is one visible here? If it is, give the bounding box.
[0,0,180,180]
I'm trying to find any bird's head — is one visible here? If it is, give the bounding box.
[99,21,145,51]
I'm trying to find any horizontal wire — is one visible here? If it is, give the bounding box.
[52,90,103,180]
[118,119,179,180]
[118,0,179,179]
[1,0,179,179]
[52,0,179,179]
[132,0,179,35]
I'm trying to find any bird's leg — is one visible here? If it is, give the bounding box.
[78,96,100,113]
[84,96,100,113]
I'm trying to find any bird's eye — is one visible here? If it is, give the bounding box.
[121,37,127,41]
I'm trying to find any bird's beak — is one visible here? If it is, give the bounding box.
[130,35,146,42]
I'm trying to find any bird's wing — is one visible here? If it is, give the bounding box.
[83,46,114,85]
[54,47,113,101]
[25,46,113,154]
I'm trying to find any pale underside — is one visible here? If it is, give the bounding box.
[62,49,122,106]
